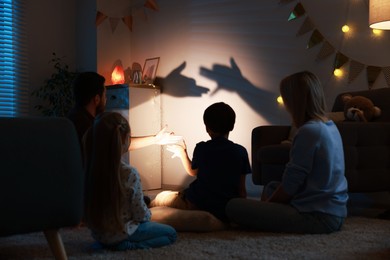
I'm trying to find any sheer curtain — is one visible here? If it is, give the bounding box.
[0,0,28,117]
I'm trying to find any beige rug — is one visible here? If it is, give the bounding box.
[1,216,389,260]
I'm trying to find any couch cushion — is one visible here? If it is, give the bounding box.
[258,144,291,164]
[336,122,390,192]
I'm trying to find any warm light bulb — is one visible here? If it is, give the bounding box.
[372,29,383,36]
[333,68,343,77]
[341,25,350,33]
[277,95,284,105]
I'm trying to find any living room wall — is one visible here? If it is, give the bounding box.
[26,0,95,115]
[97,0,390,193]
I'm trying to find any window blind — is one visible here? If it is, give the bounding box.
[0,0,28,117]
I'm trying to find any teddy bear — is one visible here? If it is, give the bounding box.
[342,94,381,122]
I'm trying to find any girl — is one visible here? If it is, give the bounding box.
[83,112,176,250]
[226,71,348,234]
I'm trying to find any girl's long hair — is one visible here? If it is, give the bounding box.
[83,112,130,232]
[280,71,327,128]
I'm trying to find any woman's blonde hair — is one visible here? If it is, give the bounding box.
[83,112,130,232]
[280,71,327,128]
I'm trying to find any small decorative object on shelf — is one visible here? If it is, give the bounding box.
[132,70,142,84]
[111,65,125,84]
[142,57,160,84]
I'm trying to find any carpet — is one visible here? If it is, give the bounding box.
[1,217,389,260]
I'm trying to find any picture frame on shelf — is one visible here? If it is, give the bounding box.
[142,57,160,84]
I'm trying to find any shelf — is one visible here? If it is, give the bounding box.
[129,83,161,90]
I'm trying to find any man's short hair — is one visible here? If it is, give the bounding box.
[203,102,236,134]
[73,72,105,107]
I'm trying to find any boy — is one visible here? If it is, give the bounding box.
[151,102,251,221]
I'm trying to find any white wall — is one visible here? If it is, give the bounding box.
[96,0,390,192]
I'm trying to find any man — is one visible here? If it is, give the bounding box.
[68,71,171,152]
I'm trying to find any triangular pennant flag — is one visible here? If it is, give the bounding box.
[333,52,349,69]
[296,17,315,36]
[307,30,324,49]
[366,66,381,89]
[348,60,365,84]
[144,0,159,11]
[96,11,108,27]
[316,41,335,61]
[122,15,133,32]
[279,0,296,4]
[382,66,390,87]
[109,17,120,33]
[288,3,305,21]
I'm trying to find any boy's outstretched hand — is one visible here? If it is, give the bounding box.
[166,141,187,159]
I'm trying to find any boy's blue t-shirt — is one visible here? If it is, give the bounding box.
[184,136,251,220]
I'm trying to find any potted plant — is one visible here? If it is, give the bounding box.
[32,52,78,117]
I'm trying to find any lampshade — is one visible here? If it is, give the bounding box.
[369,0,390,30]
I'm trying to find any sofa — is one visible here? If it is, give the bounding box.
[252,88,390,194]
[0,117,84,259]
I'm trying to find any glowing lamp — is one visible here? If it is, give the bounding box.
[111,65,125,84]
[277,95,284,105]
[341,25,350,33]
[369,0,390,30]
[333,68,343,77]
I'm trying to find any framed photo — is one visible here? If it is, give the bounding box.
[142,57,160,84]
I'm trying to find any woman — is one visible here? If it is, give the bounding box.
[226,71,348,234]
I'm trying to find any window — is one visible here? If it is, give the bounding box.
[0,0,28,117]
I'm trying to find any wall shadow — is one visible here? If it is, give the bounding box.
[200,57,280,122]
[155,58,283,123]
[155,61,209,97]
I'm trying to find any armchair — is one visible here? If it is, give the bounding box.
[0,117,84,259]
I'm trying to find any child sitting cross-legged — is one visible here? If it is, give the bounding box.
[83,112,177,250]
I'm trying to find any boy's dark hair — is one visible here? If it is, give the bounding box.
[73,72,105,107]
[203,102,236,134]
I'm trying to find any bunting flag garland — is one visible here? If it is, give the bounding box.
[334,52,349,69]
[296,17,315,36]
[307,30,324,49]
[288,3,305,21]
[109,17,120,32]
[383,67,390,86]
[348,60,365,83]
[122,15,133,32]
[96,11,108,26]
[144,0,159,11]
[283,1,390,89]
[96,0,158,33]
[316,41,335,61]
